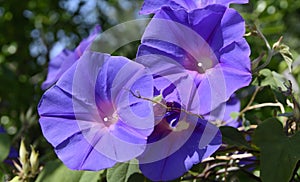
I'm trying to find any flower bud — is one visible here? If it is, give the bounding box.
[29,146,39,174]
[19,139,28,166]
[23,161,31,177]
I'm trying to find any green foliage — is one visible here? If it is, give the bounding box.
[0,133,11,162]
[253,118,300,182]
[279,44,294,72]
[106,160,141,182]
[220,126,250,148]
[0,173,4,182]
[256,69,287,90]
[35,160,104,182]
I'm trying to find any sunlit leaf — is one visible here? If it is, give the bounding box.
[107,160,141,182]
[79,171,104,182]
[9,176,20,182]
[258,69,287,91]
[35,160,103,182]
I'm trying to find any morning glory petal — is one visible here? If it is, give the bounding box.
[140,0,249,14]
[139,117,221,181]
[41,25,101,90]
[38,50,154,170]
[206,94,241,127]
[137,5,251,114]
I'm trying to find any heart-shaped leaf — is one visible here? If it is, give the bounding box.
[253,118,300,182]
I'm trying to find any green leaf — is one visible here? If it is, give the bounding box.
[220,126,250,148]
[279,44,293,73]
[107,160,141,182]
[253,118,300,182]
[127,173,145,182]
[79,171,104,182]
[35,160,103,182]
[0,133,11,162]
[0,171,4,182]
[153,94,163,103]
[9,176,20,182]
[259,69,287,91]
[228,170,259,182]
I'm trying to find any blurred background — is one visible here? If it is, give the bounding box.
[0,0,300,180]
[0,0,144,143]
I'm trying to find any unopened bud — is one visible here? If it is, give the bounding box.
[30,146,39,174]
[19,139,28,166]
[23,161,31,176]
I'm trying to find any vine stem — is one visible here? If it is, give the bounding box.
[127,89,204,119]
[239,86,285,116]
[239,87,261,116]
[253,24,278,73]
[245,102,285,113]
[203,153,254,162]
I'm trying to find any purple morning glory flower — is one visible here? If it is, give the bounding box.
[132,58,222,181]
[134,5,250,180]
[38,50,154,170]
[138,102,221,181]
[138,117,222,181]
[41,25,101,90]
[140,0,249,14]
[137,5,252,115]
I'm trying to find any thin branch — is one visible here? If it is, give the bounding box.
[203,153,254,162]
[251,52,266,71]
[257,24,271,51]
[128,89,168,110]
[245,102,285,113]
[239,87,284,116]
[253,25,277,73]
[240,87,261,116]
[195,162,227,179]
[127,89,204,119]
[238,125,258,131]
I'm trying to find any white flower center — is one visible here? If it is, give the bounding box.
[102,111,119,127]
